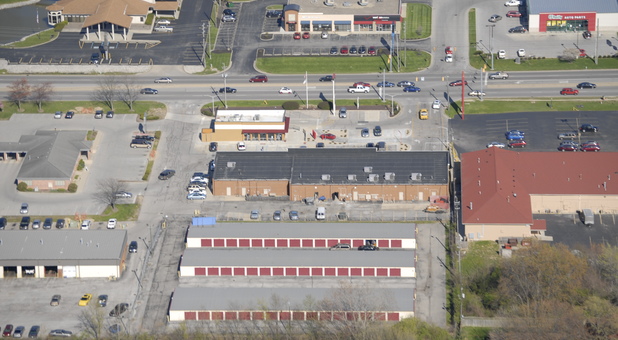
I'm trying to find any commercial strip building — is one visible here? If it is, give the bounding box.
[200,110,290,143]
[460,148,618,241]
[527,0,618,33]
[0,230,128,279]
[212,149,450,202]
[169,287,414,322]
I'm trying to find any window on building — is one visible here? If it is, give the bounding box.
[312,21,332,31]
[334,21,351,32]
[356,24,373,31]
[301,22,310,31]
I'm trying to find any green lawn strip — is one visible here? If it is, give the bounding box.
[142,160,154,181]
[461,327,492,340]
[266,4,283,10]
[405,4,432,40]
[202,99,389,111]
[445,98,616,117]
[3,29,57,48]
[468,9,478,66]
[202,53,231,74]
[0,101,166,119]
[0,0,30,5]
[256,51,430,74]
[99,204,140,222]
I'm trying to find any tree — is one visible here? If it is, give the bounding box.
[558,48,580,62]
[93,178,127,209]
[93,76,119,110]
[8,78,31,110]
[78,302,107,339]
[31,82,54,111]
[118,76,141,111]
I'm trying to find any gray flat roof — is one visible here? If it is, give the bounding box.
[214,149,449,185]
[529,0,618,14]
[170,287,414,312]
[292,0,399,15]
[187,222,415,239]
[181,248,414,267]
[0,230,127,265]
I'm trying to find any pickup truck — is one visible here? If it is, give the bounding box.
[154,26,173,32]
[489,71,509,80]
[347,85,370,93]
[504,0,521,6]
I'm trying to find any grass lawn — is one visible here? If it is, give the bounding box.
[461,241,500,277]
[446,98,617,117]
[404,4,432,40]
[202,99,390,111]
[0,0,30,5]
[0,101,166,119]
[256,50,430,74]
[2,29,57,48]
[99,204,141,222]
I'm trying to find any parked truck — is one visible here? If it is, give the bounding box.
[582,209,594,226]
[347,85,370,93]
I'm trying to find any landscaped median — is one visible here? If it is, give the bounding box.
[201,99,401,116]
[0,101,166,120]
[446,97,617,117]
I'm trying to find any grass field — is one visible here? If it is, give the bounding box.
[446,98,618,117]
[0,101,166,119]
[2,29,57,48]
[404,4,432,40]
[202,99,390,111]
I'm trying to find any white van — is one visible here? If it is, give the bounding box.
[316,207,326,220]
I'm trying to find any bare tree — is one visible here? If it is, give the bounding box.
[118,76,141,111]
[31,82,54,111]
[93,76,119,110]
[8,78,31,110]
[78,302,106,339]
[558,48,580,62]
[93,178,127,209]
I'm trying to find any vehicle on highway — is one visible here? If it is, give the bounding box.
[289,211,299,220]
[508,140,527,148]
[506,10,521,17]
[560,88,579,95]
[373,126,382,136]
[293,32,301,40]
[237,142,246,150]
[376,81,395,87]
[273,211,282,221]
[489,71,509,79]
[489,14,502,22]
[432,100,441,109]
[187,192,207,200]
[250,210,260,220]
[98,295,108,307]
[279,87,293,94]
[358,245,379,251]
[65,111,74,119]
[577,82,596,89]
[130,139,152,149]
[403,86,421,92]
[319,75,334,82]
[302,32,310,39]
[78,294,92,306]
[320,133,336,140]
[581,143,601,152]
[340,46,349,54]
[468,90,486,96]
[140,88,158,94]
[517,49,526,57]
[49,329,72,337]
[27,326,40,338]
[109,303,129,317]
[249,75,268,83]
[50,294,61,306]
[107,218,117,229]
[368,46,376,55]
[361,128,369,137]
[583,31,591,39]
[129,242,138,253]
[449,80,467,86]
[20,216,30,230]
[558,141,578,152]
[352,82,370,87]
[222,15,236,22]
[579,124,598,132]
[358,45,367,54]
[509,26,527,33]
[156,19,171,25]
[486,142,506,148]
[209,142,218,152]
[115,191,133,198]
[158,169,176,180]
[43,218,53,229]
[154,77,172,83]
[219,87,236,93]
[349,46,358,54]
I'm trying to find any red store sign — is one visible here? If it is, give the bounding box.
[539,12,596,32]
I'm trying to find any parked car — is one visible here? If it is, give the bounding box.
[320,133,336,140]
[582,30,592,39]
[250,210,260,220]
[154,77,173,83]
[558,142,578,152]
[373,126,382,136]
[349,46,358,54]
[329,46,338,55]
[81,220,91,230]
[237,142,246,151]
[130,139,152,149]
[187,192,207,200]
[133,135,155,141]
[209,160,216,171]
[0,217,6,230]
[13,326,24,338]
[94,110,103,119]
[449,80,468,86]
[330,243,351,250]
[486,142,506,148]
[279,87,293,94]
[266,10,281,18]
[358,45,367,54]
[509,26,527,33]
[50,295,61,306]
[577,82,596,89]
[219,87,237,93]
[56,219,65,229]
[209,142,218,152]
[223,9,236,16]
[153,25,173,32]
[368,46,376,55]
[156,19,171,25]
[560,88,579,95]
[78,293,93,306]
[376,81,395,87]
[302,32,310,39]
[273,211,282,221]
[54,111,62,119]
[43,218,53,229]
[321,31,328,39]
[106,111,114,118]
[445,55,453,62]
[445,46,454,54]
[90,53,100,64]
[249,75,268,83]
[579,124,598,132]
[221,15,236,22]
[158,169,176,180]
[517,49,526,57]
[358,245,379,251]
[581,143,601,152]
[339,107,347,118]
[361,128,369,137]
[3,325,13,337]
[558,132,578,139]
[27,326,40,338]
[506,10,521,17]
[140,88,158,94]
[115,191,133,198]
[19,216,30,230]
[508,140,527,148]
[293,32,301,40]
[403,86,421,92]
[98,295,108,307]
[340,46,349,54]
[289,211,299,221]
[48,330,72,337]
[65,111,74,119]
[489,14,502,22]
[432,100,441,109]
[505,131,525,140]
[32,219,41,229]
[128,242,138,253]
[107,218,117,229]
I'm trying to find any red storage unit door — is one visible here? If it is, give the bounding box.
[337,268,349,276]
[325,268,336,276]
[286,267,297,276]
[280,312,291,320]
[273,267,284,276]
[213,239,225,247]
[233,267,245,276]
[226,239,237,247]
[311,267,323,276]
[198,311,210,320]
[315,239,326,247]
[220,267,232,275]
[327,239,339,247]
[391,239,402,248]
[293,311,304,320]
[301,239,313,247]
[260,268,271,276]
[252,312,264,320]
[266,312,278,320]
[251,239,263,247]
[247,268,258,275]
[194,267,206,276]
[363,268,375,276]
[298,268,310,276]
[225,312,237,320]
[201,239,212,247]
[289,239,301,247]
[377,268,388,276]
[264,239,275,247]
[320,312,332,321]
[350,268,362,276]
[239,239,250,247]
[390,268,401,277]
[185,312,196,320]
[388,312,400,321]
[374,312,386,321]
[306,311,318,320]
[212,312,223,320]
[353,239,364,247]
[239,312,251,320]
[378,239,389,248]
[207,267,219,276]
[276,239,288,247]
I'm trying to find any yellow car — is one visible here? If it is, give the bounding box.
[419,108,428,120]
[78,294,92,306]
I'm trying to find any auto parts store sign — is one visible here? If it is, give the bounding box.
[539,12,596,32]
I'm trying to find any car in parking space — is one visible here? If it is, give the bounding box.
[107,218,117,229]
[12,326,24,338]
[486,142,506,148]
[320,133,336,140]
[445,46,454,54]
[498,50,506,59]
[65,111,74,119]
[154,77,172,83]
[219,87,237,93]
[489,14,502,22]
[376,81,395,87]
[49,329,72,337]
[237,142,246,150]
[319,75,334,82]
[19,216,30,230]
[80,220,91,230]
[110,303,129,317]
[106,111,114,118]
[558,141,578,152]
[579,124,598,132]
[115,191,132,198]
[506,10,521,17]
[43,218,53,230]
[32,219,41,229]
[330,243,351,250]
[509,26,527,33]
[581,143,601,152]
[134,134,155,141]
[50,294,61,306]
[339,107,347,118]
[349,46,357,54]
[0,217,6,230]
[583,30,592,39]
[445,55,453,62]
[560,88,579,95]
[187,192,206,200]
[316,142,325,148]
[56,219,65,229]
[249,75,268,83]
[321,31,328,39]
[289,211,299,220]
[330,46,338,55]
[577,82,596,89]
[403,86,421,92]
[279,87,293,94]
[140,88,158,94]
[94,110,103,119]
[130,139,152,148]
[361,128,369,137]
[508,140,527,148]
[516,49,527,59]
[78,293,93,306]
[558,132,578,139]
[250,210,260,220]
[209,160,216,171]
[293,32,301,40]
[468,90,486,96]
[158,169,176,180]
[302,32,310,39]
[54,111,62,119]
[156,19,171,25]
[397,81,414,87]
[449,80,467,86]
[90,53,100,64]
[373,126,382,136]
[128,241,138,253]
[368,46,376,55]
[273,211,282,221]
[3,325,13,337]
[358,245,379,251]
[358,45,367,54]
[505,131,525,140]
[222,15,236,22]
[340,46,349,54]
[266,10,281,18]
[432,100,441,109]
[27,326,40,338]
[209,142,218,152]
[98,295,108,307]
[223,9,236,16]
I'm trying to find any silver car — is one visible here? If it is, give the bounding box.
[273,211,282,221]
[289,211,299,221]
[250,210,260,220]
[361,128,369,137]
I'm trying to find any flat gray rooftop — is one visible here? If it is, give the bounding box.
[292,0,399,15]
[187,222,415,239]
[181,248,414,267]
[170,286,414,311]
[529,0,618,14]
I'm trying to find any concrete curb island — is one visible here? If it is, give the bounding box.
[0,59,205,74]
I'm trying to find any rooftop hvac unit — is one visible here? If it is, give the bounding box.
[367,174,379,182]
[348,174,357,181]
[226,162,236,168]
[358,0,368,5]
[324,0,334,5]
[253,114,260,121]
[384,172,395,181]
[321,174,331,180]
[364,166,373,173]
[410,173,422,181]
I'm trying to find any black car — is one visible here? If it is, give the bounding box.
[508,26,527,33]
[223,9,236,16]
[27,326,40,338]
[94,110,103,119]
[329,46,338,55]
[373,126,382,136]
[209,160,215,171]
[140,88,158,94]
[0,217,6,230]
[358,245,379,251]
[582,31,591,39]
[319,75,334,82]
[358,45,367,54]
[219,87,237,93]
[128,241,138,253]
[65,111,74,119]
[209,142,218,152]
[579,124,598,133]
[316,142,325,148]
[158,169,176,180]
[90,52,100,64]
[265,10,281,18]
[98,295,108,307]
[366,142,375,148]
[43,218,53,229]
[106,111,114,118]
[56,219,65,229]
[349,46,358,54]
[576,82,596,89]
[20,216,30,230]
[134,135,155,141]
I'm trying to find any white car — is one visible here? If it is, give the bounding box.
[107,218,117,229]
[157,19,171,25]
[517,49,526,57]
[432,100,441,109]
[445,55,453,63]
[237,142,246,151]
[321,31,328,39]
[279,87,293,94]
[153,26,173,33]
[486,142,506,148]
[468,90,486,96]
[504,0,521,6]
[154,77,172,83]
[81,220,91,230]
[187,192,207,200]
[498,50,506,59]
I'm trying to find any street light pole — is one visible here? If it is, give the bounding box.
[485,24,495,70]
[222,73,228,108]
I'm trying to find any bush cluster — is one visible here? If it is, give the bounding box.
[317,101,332,110]
[282,101,299,110]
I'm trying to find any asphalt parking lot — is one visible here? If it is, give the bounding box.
[540,213,618,247]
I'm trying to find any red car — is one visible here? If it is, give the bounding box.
[581,143,601,152]
[353,82,370,87]
[293,32,301,40]
[558,144,578,152]
[302,32,310,39]
[506,10,521,17]
[578,49,586,57]
[445,46,454,54]
[560,88,579,95]
[508,140,526,148]
[249,75,268,83]
[340,46,349,54]
[2,325,13,337]
[320,133,336,140]
[368,46,376,55]
[449,80,468,86]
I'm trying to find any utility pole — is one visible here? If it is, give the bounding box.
[594,18,599,65]
[201,23,206,66]
[486,24,495,70]
[382,68,386,102]
[222,73,228,108]
[332,76,336,112]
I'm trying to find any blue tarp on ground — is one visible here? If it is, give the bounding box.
[192,217,216,226]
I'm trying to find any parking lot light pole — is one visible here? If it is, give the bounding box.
[386,94,397,115]
[485,24,495,70]
[222,73,228,108]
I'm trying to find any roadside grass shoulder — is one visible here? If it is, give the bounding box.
[405,4,432,40]
[0,101,166,119]
[446,98,618,117]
